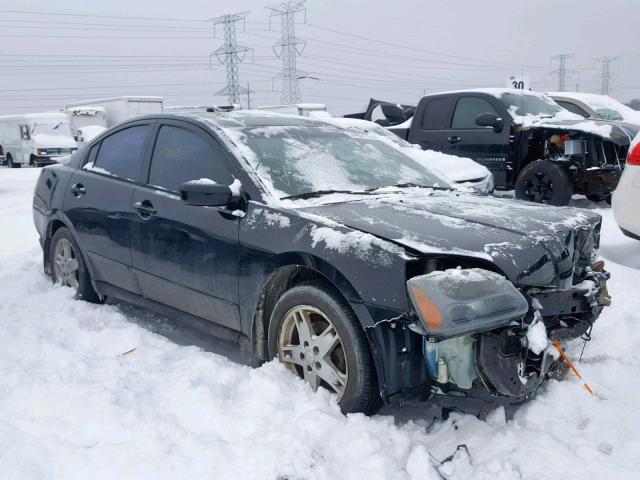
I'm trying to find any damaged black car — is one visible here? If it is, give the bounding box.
[33,111,611,416]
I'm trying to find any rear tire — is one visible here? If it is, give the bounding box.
[268,282,381,415]
[515,160,572,206]
[50,227,102,303]
[7,154,21,168]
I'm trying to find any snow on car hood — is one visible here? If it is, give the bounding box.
[31,133,77,148]
[297,191,601,287]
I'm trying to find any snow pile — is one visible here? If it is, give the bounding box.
[2,169,640,479]
[526,312,549,355]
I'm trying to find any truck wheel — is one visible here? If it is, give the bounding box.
[268,282,381,415]
[7,154,20,168]
[515,160,572,206]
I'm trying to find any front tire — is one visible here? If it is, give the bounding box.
[515,160,572,206]
[50,227,102,303]
[268,283,380,414]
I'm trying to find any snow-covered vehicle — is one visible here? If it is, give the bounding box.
[0,112,77,168]
[612,133,640,240]
[548,92,640,126]
[348,90,639,205]
[33,111,610,417]
[65,96,164,145]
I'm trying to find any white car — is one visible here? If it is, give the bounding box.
[547,92,640,126]
[612,133,640,239]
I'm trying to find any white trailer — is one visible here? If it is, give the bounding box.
[0,112,77,168]
[65,96,164,144]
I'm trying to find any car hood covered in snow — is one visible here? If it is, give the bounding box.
[297,191,601,287]
[518,117,639,145]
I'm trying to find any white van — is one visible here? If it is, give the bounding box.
[0,112,77,168]
[65,96,164,145]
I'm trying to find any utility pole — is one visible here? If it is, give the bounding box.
[211,12,252,105]
[246,82,252,109]
[550,54,575,91]
[596,56,621,95]
[267,0,307,105]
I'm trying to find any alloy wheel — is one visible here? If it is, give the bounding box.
[277,305,348,400]
[53,238,79,291]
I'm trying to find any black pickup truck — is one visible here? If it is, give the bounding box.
[346,89,639,205]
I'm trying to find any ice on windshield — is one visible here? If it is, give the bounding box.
[230,126,451,198]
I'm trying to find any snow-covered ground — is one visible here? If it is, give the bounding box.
[1,167,639,479]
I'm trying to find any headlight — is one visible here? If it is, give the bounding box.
[36,148,47,156]
[407,268,528,339]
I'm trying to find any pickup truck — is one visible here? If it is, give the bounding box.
[346,89,639,205]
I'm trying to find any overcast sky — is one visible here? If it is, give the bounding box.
[0,0,638,115]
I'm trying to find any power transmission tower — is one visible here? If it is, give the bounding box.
[550,54,575,91]
[596,56,621,95]
[267,0,307,105]
[211,12,252,105]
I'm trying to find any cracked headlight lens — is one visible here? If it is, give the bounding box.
[407,268,529,339]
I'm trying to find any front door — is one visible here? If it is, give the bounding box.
[63,123,152,293]
[446,95,511,186]
[130,121,242,331]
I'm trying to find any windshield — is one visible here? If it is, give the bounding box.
[30,121,73,137]
[233,126,451,198]
[595,108,624,121]
[499,92,564,118]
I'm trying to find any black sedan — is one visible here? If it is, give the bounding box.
[33,112,610,416]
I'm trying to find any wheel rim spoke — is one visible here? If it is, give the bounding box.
[316,358,346,393]
[293,309,314,345]
[315,324,339,358]
[280,343,306,367]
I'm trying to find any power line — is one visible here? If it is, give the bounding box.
[303,23,549,69]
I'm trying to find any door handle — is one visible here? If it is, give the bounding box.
[447,136,461,144]
[133,201,157,218]
[71,183,86,197]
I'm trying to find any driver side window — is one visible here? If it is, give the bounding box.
[148,125,233,192]
[451,97,498,130]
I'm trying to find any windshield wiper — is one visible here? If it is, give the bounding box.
[281,189,370,200]
[368,182,453,192]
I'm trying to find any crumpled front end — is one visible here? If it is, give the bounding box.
[378,218,611,417]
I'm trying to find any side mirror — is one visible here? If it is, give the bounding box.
[180,180,232,207]
[475,113,504,132]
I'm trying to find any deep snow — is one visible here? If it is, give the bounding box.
[1,168,640,479]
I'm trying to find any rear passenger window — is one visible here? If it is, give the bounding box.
[148,125,233,192]
[451,97,498,129]
[421,98,451,130]
[91,126,148,181]
[556,101,589,118]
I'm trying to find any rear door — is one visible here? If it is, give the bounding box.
[447,95,511,186]
[130,120,242,331]
[63,122,152,294]
[407,96,454,153]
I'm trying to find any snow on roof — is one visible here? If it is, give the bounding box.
[547,91,640,124]
[65,96,164,108]
[0,111,68,121]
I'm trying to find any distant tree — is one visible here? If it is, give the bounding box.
[626,98,640,111]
